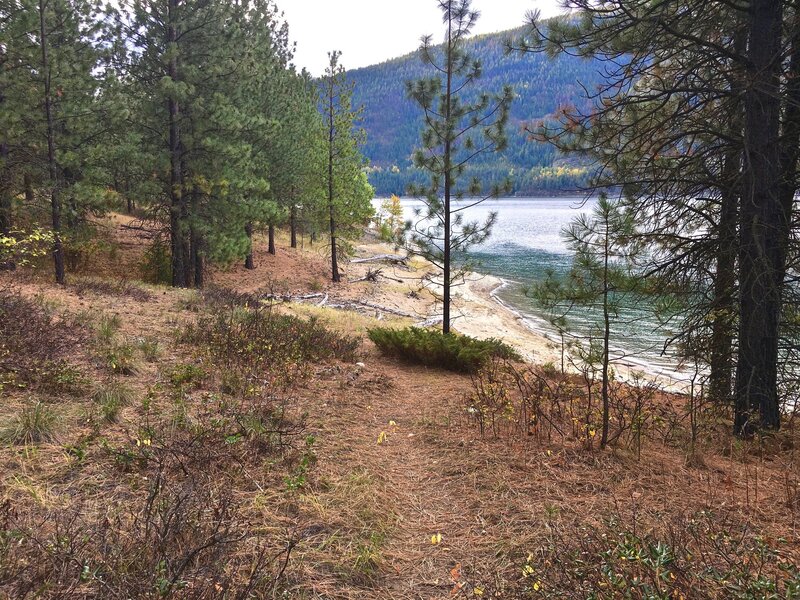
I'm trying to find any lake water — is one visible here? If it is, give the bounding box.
[376,196,691,381]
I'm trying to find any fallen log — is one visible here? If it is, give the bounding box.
[350,254,408,265]
[354,300,416,318]
[414,316,443,328]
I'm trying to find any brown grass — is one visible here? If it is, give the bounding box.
[0,216,797,598]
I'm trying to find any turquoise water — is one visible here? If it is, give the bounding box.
[378,197,688,379]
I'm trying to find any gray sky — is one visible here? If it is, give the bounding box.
[277,0,567,75]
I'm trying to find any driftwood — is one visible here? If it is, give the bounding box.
[414,316,443,328]
[354,300,416,318]
[350,268,405,284]
[259,292,325,304]
[350,254,408,266]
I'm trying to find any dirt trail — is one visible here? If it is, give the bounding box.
[4,216,797,598]
[303,357,494,598]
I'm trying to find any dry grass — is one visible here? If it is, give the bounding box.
[0,218,798,598]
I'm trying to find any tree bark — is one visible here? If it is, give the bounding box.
[328,69,340,283]
[709,148,739,404]
[442,8,453,334]
[168,0,187,288]
[600,212,610,448]
[268,223,276,255]
[290,204,297,248]
[0,140,14,272]
[190,225,203,288]
[244,222,254,269]
[0,72,11,240]
[734,0,785,435]
[0,141,10,237]
[24,173,34,205]
[39,0,65,285]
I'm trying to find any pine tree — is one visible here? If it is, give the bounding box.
[1,0,107,283]
[534,194,641,448]
[405,0,512,333]
[321,51,373,283]
[515,1,800,435]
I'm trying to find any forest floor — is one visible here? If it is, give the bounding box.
[0,214,798,599]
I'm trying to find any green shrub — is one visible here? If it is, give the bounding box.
[367,326,520,373]
[37,362,87,395]
[0,291,88,393]
[97,314,121,344]
[168,363,206,390]
[104,342,138,375]
[140,238,171,285]
[1,401,58,444]
[181,307,359,390]
[135,336,161,362]
[92,382,134,423]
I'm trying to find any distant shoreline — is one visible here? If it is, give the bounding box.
[373,192,594,201]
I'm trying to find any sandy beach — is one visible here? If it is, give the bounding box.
[345,237,695,392]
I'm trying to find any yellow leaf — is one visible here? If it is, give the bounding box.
[431,532,442,545]
[377,431,388,445]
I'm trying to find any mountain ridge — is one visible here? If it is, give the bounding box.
[347,23,606,196]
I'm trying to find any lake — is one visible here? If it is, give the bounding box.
[376,196,691,380]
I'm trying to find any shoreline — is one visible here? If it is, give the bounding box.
[349,239,694,392]
[461,271,697,392]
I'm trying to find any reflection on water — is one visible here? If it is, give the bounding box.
[376,197,691,380]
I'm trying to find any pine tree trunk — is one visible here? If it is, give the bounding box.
[709,30,745,405]
[190,226,203,288]
[780,12,800,247]
[0,141,10,236]
[38,0,65,285]
[734,0,785,435]
[244,222,254,270]
[442,11,453,335]
[709,150,739,404]
[0,53,15,271]
[600,213,610,448]
[24,173,34,205]
[0,140,14,272]
[268,223,276,255]
[0,76,11,239]
[167,0,187,288]
[290,205,297,248]
[328,75,340,283]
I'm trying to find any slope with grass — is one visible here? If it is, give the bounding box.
[0,215,798,598]
[349,23,607,196]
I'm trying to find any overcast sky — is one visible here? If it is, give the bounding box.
[277,0,567,76]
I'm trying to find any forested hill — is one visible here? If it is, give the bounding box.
[348,25,608,196]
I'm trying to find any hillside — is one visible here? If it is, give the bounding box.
[349,25,607,196]
[1,218,798,597]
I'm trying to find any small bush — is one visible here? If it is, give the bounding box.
[1,401,58,444]
[37,362,87,395]
[0,291,87,392]
[92,382,134,423]
[139,237,171,285]
[103,342,138,375]
[168,363,206,390]
[512,510,800,599]
[368,327,520,373]
[135,336,161,362]
[97,314,121,343]
[182,306,359,390]
[73,278,153,302]
[63,223,116,273]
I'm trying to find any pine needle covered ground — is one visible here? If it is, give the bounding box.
[0,215,798,599]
